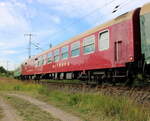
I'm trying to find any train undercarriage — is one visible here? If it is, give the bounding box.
[20,59,150,86]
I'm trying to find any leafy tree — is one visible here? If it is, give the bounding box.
[0,66,14,77]
[0,66,7,73]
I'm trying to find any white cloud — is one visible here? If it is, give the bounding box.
[0,1,31,39]
[37,0,150,25]
[0,3,16,28]
[27,0,33,4]
[0,1,32,68]
[49,15,61,24]
[36,0,119,23]
[0,1,31,51]
[37,0,107,17]
[0,42,5,47]
[0,2,30,31]
[2,50,17,55]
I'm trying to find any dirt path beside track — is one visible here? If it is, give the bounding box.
[8,93,82,121]
[0,97,23,121]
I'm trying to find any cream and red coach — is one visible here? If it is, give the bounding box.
[19,3,150,83]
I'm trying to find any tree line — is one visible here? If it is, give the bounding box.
[0,66,13,77]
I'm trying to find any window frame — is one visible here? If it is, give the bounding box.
[37,56,42,66]
[54,49,59,62]
[47,52,53,63]
[43,55,47,65]
[83,35,95,55]
[37,60,40,66]
[61,45,69,60]
[39,56,44,66]
[98,29,110,51]
[71,41,80,58]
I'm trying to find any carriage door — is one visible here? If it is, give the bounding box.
[114,40,123,64]
[112,21,128,66]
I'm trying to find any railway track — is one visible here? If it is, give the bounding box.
[37,80,150,106]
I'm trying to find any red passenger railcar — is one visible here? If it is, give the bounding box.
[21,8,142,83]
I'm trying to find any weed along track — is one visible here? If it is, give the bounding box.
[39,81,150,105]
[23,85,150,121]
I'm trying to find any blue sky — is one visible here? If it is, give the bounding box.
[0,0,150,70]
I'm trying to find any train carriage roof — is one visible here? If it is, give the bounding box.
[140,3,150,15]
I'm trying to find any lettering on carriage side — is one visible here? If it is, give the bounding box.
[67,62,70,66]
[59,63,61,67]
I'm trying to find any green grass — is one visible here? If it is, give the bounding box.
[0,107,3,121]
[4,95,60,121]
[0,78,43,92]
[0,77,150,121]
[36,89,150,121]
[40,79,80,83]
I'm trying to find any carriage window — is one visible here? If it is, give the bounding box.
[44,55,47,65]
[83,35,95,54]
[37,57,42,66]
[41,58,44,65]
[47,53,52,63]
[54,49,59,62]
[71,41,80,57]
[39,56,44,66]
[37,61,40,66]
[99,30,109,51]
[61,46,68,59]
